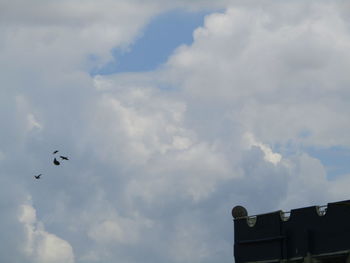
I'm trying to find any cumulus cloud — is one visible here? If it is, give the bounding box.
[2,1,350,263]
[165,2,350,148]
[19,203,75,263]
[244,132,282,165]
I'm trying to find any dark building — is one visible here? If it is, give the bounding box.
[232,200,350,263]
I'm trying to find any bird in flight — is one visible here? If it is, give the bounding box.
[34,174,42,179]
[53,158,60,165]
[53,150,59,154]
[60,156,69,161]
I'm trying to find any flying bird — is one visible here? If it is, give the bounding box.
[53,158,60,165]
[53,150,59,154]
[60,156,69,161]
[34,174,42,179]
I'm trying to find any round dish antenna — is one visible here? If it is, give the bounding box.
[232,206,248,219]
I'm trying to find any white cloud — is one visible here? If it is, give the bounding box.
[19,204,75,263]
[244,132,282,165]
[264,148,282,165]
[172,135,192,150]
[2,1,350,263]
[15,95,42,132]
[165,2,350,148]
[79,3,350,260]
[27,113,42,131]
[88,220,124,243]
[88,214,153,245]
[87,82,192,165]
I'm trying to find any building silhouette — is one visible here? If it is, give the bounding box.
[232,200,350,263]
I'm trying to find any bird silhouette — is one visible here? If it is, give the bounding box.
[34,174,42,179]
[53,158,60,165]
[53,150,59,154]
[60,156,69,161]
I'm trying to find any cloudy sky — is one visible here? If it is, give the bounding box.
[1,0,350,262]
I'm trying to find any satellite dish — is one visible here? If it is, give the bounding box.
[232,205,248,219]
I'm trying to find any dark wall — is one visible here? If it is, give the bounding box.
[234,200,350,263]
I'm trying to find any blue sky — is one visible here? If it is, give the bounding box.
[307,146,350,179]
[92,10,211,75]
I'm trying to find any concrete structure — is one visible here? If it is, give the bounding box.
[232,200,350,263]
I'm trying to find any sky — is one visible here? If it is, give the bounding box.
[1,0,350,262]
